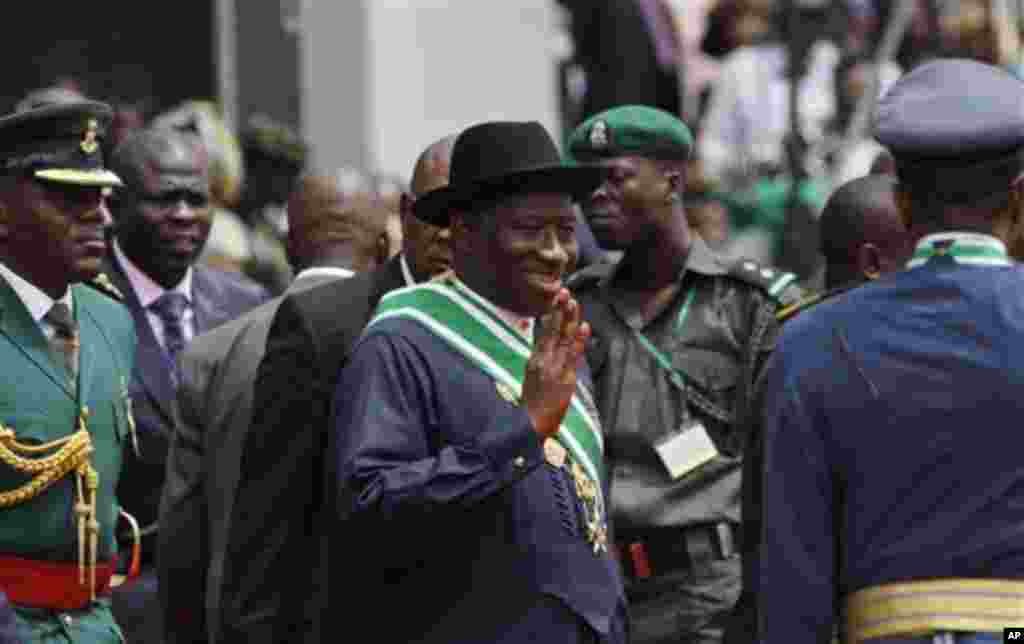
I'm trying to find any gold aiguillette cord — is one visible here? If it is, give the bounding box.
[73,409,99,600]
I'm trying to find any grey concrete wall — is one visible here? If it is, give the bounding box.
[301,0,372,173]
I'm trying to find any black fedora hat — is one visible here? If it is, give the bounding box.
[412,121,607,226]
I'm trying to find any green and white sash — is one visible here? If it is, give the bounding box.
[907,232,1012,268]
[368,277,606,501]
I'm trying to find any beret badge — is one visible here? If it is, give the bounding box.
[590,120,609,148]
[80,119,99,155]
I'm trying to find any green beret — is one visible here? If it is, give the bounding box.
[566,105,694,163]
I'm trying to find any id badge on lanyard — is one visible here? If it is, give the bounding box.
[633,285,721,479]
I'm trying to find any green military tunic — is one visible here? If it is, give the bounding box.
[0,277,136,643]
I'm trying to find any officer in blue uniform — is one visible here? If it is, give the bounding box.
[756,58,1024,644]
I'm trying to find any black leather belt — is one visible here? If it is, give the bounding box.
[616,522,740,581]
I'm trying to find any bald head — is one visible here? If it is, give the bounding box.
[287,173,391,273]
[820,175,911,289]
[410,135,456,197]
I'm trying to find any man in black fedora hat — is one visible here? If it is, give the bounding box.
[332,121,626,643]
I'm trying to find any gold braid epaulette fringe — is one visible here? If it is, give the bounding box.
[0,414,100,600]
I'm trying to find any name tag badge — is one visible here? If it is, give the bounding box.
[654,419,719,480]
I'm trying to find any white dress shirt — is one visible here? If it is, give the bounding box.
[293,266,355,283]
[400,253,417,287]
[113,239,195,351]
[0,261,73,341]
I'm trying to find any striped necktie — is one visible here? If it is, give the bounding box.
[150,292,189,383]
[45,301,79,381]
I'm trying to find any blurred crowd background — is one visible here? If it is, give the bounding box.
[9,0,1023,294]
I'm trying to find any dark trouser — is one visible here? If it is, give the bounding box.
[621,524,742,644]
[110,568,163,644]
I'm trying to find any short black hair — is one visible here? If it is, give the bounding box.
[819,174,897,263]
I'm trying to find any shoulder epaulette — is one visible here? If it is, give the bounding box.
[775,283,855,323]
[728,259,802,307]
[85,272,124,301]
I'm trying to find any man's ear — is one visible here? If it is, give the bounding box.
[399,192,414,218]
[1002,176,1024,260]
[857,242,883,280]
[894,183,914,231]
[376,231,392,267]
[664,167,684,204]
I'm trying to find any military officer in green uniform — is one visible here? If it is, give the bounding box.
[566,105,801,644]
[0,99,137,642]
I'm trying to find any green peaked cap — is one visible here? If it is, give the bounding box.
[566,105,694,164]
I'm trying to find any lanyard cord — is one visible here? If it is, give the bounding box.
[629,285,733,425]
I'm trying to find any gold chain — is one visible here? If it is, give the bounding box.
[0,426,93,506]
[0,414,100,599]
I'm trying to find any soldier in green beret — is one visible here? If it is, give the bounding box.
[566,105,801,644]
[0,97,137,642]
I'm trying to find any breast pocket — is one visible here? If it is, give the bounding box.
[670,349,741,451]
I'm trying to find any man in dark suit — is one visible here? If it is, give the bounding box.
[101,127,269,643]
[215,137,454,644]
[159,172,395,644]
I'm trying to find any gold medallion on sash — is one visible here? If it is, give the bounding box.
[543,438,567,468]
[572,462,607,553]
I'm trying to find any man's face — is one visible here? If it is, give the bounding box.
[400,194,452,280]
[117,143,212,286]
[461,192,578,317]
[0,177,109,291]
[581,156,671,250]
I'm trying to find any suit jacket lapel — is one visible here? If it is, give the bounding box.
[191,267,232,334]
[105,250,177,424]
[0,276,75,399]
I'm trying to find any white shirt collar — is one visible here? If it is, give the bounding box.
[451,275,535,344]
[907,232,1011,268]
[294,266,355,282]
[0,262,73,324]
[400,253,417,287]
[113,238,193,307]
